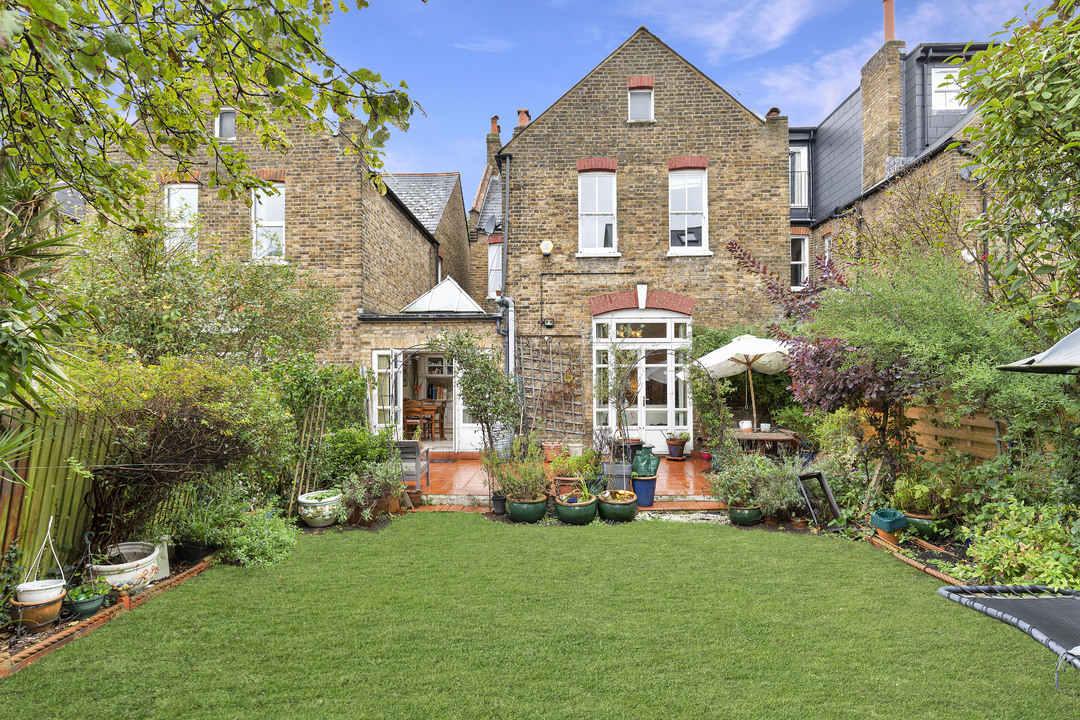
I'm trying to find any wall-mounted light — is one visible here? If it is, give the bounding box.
[540,240,553,257]
[542,318,555,329]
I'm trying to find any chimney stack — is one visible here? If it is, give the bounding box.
[883,0,895,42]
[513,109,531,136]
[487,115,502,171]
[765,107,781,118]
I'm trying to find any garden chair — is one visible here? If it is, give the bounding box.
[396,440,430,490]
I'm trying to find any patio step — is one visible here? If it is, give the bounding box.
[414,500,723,513]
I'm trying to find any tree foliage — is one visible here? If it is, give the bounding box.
[956,0,1080,339]
[66,216,339,365]
[430,331,518,452]
[0,0,422,226]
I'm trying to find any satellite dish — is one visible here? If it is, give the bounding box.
[482,215,497,235]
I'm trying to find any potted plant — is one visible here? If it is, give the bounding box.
[555,478,598,525]
[597,488,638,522]
[551,448,604,497]
[542,440,563,463]
[297,488,343,528]
[66,577,112,620]
[630,444,661,507]
[890,471,953,540]
[169,495,229,563]
[754,456,806,523]
[490,434,548,523]
[706,454,769,526]
[334,456,406,527]
[664,431,691,458]
[89,542,160,594]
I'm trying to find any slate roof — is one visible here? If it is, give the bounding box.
[382,173,459,234]
[477,175,502,233]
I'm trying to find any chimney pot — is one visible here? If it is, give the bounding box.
[490,115,499,133]
[883,0,895,42]
[766,107,781,117]
[517,109,531,126]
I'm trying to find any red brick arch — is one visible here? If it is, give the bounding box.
[589,289,695,316]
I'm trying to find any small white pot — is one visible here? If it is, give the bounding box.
[15,579,65,604]
[298,491,343,528]
[566,443,584,457]
[759,423,772,432]
[739,421,753,432]
[90,542,160,595]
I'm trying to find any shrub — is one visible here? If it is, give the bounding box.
[213,509,298,568]
[268,349,372,431]
[964,501,1080,589]
[754,456,807,518]
[706,454,774,508]
[483,433,546,500]
[67,354,294,551]
[319,426,393,486]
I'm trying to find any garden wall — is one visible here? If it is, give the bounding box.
[0,413,110,574]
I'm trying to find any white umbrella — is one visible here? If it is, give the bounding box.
[696,334,791,428]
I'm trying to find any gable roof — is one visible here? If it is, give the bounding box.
[400,276,486,314]
[382,172,460,234]
[503,26,764,151]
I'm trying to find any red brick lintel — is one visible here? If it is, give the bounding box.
[255,169,286,182]
[628,75,655,89]
[589,289,695,316]
[790,226,810,236]
[668,156,708,171]
[577,158,618,173]
[488,234,503,245]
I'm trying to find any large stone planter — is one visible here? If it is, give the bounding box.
[506,496,547,523]
[597,490,638,522]
[298,490,343,528]
[728,506,763,526]
[90,542,160,595]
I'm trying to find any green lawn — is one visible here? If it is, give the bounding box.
[2,513,1077,718]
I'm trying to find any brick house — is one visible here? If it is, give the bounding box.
[478,27,790,451]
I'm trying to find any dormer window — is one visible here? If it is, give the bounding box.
[931,68,964,111]
[216,108,237,141]
[627,76,654,122]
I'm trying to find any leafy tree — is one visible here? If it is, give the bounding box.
[66,215,339,365]
[0,0,422,227]
[956,0,1080,340]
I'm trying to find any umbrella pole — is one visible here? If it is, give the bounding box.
[746,365,757,428]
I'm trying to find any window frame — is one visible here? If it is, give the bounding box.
[487,240,504,298]
[790,235,809,290]
[627,88,654,123]
[667,168,710,256]
[577,171,619,257]
[931,68,964,111]
[215,108,237,141]
[164,183,199,252]
[252,182,286,260]
[789,146,809,208]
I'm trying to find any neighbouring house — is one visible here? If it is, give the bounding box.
[791,1,989,278]
[480,26,791,452]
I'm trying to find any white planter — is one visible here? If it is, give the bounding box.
[152,536,171,581]
[90,542,160,595]
[298,491,343,528]
[566,443,584,457]
[15,578,65,604]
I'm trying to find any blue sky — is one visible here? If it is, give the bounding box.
[322,0,1034,204]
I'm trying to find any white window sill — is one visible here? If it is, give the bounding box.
[790,285,807,292]
[666,249,713,258]
[576,251,622,258]
[250,255,287,264]
[627,120,655,125]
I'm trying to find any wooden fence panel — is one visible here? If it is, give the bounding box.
[861,405,1001,461]
[0,413,110,575]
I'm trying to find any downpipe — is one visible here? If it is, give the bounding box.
[496,295,515,375]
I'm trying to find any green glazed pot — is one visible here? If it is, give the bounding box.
[555,495,598,525]
[506,496,547,523]
[69,594,107,620]
[903,512,949,540]
[597,492,638,522]
[728,505,763,526]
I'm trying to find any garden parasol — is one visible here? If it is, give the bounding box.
[696,334,791,428]
[997,327,1080,374]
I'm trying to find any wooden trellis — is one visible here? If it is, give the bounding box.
[516,335,586,441]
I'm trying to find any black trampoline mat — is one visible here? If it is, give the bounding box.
[973,595,1080,650]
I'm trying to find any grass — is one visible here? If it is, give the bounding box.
[2,512,1077,718]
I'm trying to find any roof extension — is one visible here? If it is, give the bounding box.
[382,172,460,234]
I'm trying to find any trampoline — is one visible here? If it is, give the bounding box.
[939,585,1080,688]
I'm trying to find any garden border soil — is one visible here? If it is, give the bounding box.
[0,556,215,679]
[868,532,962,584]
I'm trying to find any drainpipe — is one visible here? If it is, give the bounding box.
[497,295,516,375]
[495,151,513,373]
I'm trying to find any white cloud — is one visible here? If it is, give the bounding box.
[453,39,514,53]
[631,0,848,61]
[752,0,1032,125]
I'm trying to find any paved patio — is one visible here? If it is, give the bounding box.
[423,454,719,508]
